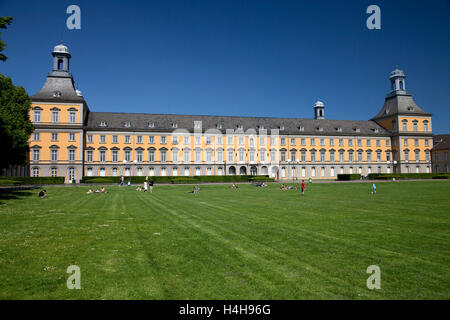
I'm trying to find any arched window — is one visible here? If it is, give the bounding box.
[57,59,63,70]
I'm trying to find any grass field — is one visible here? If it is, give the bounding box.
[0,181,449,299]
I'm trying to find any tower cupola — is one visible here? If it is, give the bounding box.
[389,68,406,94]
[51,43,71,76]
[313,100,325,119]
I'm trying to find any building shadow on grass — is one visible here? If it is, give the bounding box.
[0,187,39,203]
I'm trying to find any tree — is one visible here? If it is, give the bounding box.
[0,74,34,168]
[0,16,13,62]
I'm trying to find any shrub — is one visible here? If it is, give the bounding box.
[368,173,450,180]
[80,175,273,184]
[337,174,361,181]
[0,177,65,185]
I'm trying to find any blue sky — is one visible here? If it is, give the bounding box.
[1,0,449,133]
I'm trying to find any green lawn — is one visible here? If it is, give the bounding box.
[0,181,449,299]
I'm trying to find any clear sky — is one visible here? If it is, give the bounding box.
[1,0,449,133]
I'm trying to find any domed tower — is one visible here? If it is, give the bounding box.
[51,44,71,75]
[371,68,433,174]
[313,100,325,119]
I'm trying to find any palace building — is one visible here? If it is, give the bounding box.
[28,44,434,183]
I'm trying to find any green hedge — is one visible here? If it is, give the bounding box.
[80,175,273,184]
[368,173,450,180]
[337,174,361,181]
[0,176,65,185]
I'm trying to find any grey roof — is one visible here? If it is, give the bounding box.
[371,93,431,120]
[31,75,85,103]
[87,112,391,136]
[433,134,450,150]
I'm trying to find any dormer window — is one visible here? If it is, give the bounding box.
[279,125,284,130]
[124,121,131,128]
[172,123,178,128]
[372,128,379,133]
[100,121,107,127]
[148,122,155,128]
[53,91,61,97]
[336,127,342,132]
[407,106,414,112]
[216,123,223,129]
[298,126,304,132]
[237,124,243,130]
[316,127,323,132]
[258,125,265,130]
[353,128,360,133]
[194,122,202,129]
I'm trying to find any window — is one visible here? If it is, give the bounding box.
[149,150,155,162]
[339,139,344,146]
[367,151,372,162]
[206,150,212,162]
[358,151,363,162]
[271,150,276,162]
[228,150,234,162]
[250,138,255,148]
[320,138,325,146]
[377,151,381,162]
[366,139,371,147]
[32,167,40,177]
[112,135,118,143]
[195,150,201,162]
[425,150,430,162]
[290,138,296,145]
[161,168,167,176]
[404,150,409,162]
[311,167,316,177]
[301,150,306,162]
[402,120,408,132]
[33,110,41,122]
[172,149,178,162]
[280,150,286,162]
[183,149,190,163]
[51,133,58,141]
[207,167,212,176]
[376,139,381,147]
[310,151,316,162]
[137,136,143,144]
[124,150,131,162]
[239,150,245,162]
[239,136,244,145]
[87,150,93,162]
[149,136,155,144]
[33,149,40,161]
[414,139,419,147]
[329,138,334,146]
[413,121,418,132]
[69,133,76,141]
[321,167,325,177]
[172,167,178,176]
[348,151,354,162]
[100,135,106,143]
[357,139,362,147]
[51,167,58,177]
[425,139,429,147]
[195,136,201,145]
[148,122,155,128]
[125,136,131,143]
[69,149,76,161]
[112,168,118,176]
[301,138,306,146]
[404,138,408,146]
[195,122,202,129]
[51,149,58,161]
[206,136,212,145]
[386,151,391,162]
[320,150,325,162]
[69,111,76,124]
[87,135,93,143]
[33,132,40,141]
[195,167,201,176]
[100,121,107,127]
[217,149,223,162]
[227,136,233,145]
[112,150,118,162]
[330,167,335,176]
[339,151,345,162]
[184,167,190,176]
[217,136,223,145]
[260,150,265,162]
[137,150,143,162]
[173,136,178,144]
[348,139,353,147]
[291,150,296,161]
[415,150,420,162]
[124,121,131,128]
[386,139,390,147]
[172,123,178,128]
[310,138,315,146]
[51,111,59,123]
[160,150,167,162]
[99,150,106,162]
[423,121,429,132]
[330,151,335,162]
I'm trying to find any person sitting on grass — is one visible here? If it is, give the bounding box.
[86,189,93,194]
[231,184,238,189]
[38,189,47,198]
[100,186,106,193]
[136,186,142,191]
[188,186,200,194]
